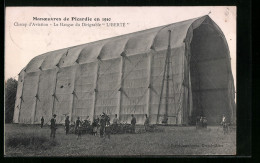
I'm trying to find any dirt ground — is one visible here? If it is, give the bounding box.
[4,124,236,156]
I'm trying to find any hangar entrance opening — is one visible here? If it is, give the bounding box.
[189,22,231,125]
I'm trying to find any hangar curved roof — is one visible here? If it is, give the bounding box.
[21,15,228,74]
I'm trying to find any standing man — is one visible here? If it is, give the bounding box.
[221,114,226,124]
[92,117,98,136]
[112,114,119,134]
[75,117,81,134]
[199,116,203,128]
[221,114,228,134]
[65,116,70,135]
[50,114,57,139]
[144,114,149,131]
[100,114,106,138]
[113,114,119,125]
[203,117,207,128]
[131,114,136,133]
[41,116,44,128]
[105,115,111,139]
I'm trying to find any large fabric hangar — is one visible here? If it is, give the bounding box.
[13,15,236,125]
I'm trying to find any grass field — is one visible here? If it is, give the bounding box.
[4,124,236,156]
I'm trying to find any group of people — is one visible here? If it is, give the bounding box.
[196,116,208,129]
[41,114,58,139]
[97,113,111,139]
[195,114,230,134]
[44,113,230,139]
[47,113,152,139]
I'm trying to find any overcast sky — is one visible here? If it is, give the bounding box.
[5,6,236,91]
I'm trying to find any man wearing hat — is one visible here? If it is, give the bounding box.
[75,117,81,134]
[100,113,106,138]
[65,116,70,135]
[131,114,136,133]
[41,116,44,128]
[144,114,150,131]
[50,114,57,139]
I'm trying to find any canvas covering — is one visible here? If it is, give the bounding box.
[13,15,235,125]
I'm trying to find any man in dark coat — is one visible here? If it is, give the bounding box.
[144,114,149,131]
[105,116,111,139]
[65,116,70,135]
[100,114,106,138]
[202,117,207,128]
[41,116,44,128]
[131,114,136,133]
[113,114,119,125]
[92,117,98,136]
[75,117,81,134]
[50,114,57,139]
[221,114,228,134]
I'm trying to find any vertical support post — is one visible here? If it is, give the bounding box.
[91,61,100,122]
[18,73,26,123]
[69,66,78,123]
[186,46,192,124]
[165,30,171,117]
[31,73,41,124]
[184,46,188,125]
[118,55,125,121]
[182,41,192,125]
[188,72,193,118]
[146,52,152,117]
[51,69,59,118]
[157,30,172,124]
[181,43,186,125]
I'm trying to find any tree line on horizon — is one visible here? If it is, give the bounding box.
[5,78,17,123]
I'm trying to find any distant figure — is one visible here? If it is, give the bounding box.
[65,116,70,135]
[113,114,119,125]
[82,116,90,127]
[144,114,150,131]
[50,114,57,139]
[100,114,106,138]
[202,117,207,128]
[200,116,203,127]
[162,114,168,125]
[221,114,228,134]
[75,117,81,134]
[131,114,136,133]
[112,114,119,134]
[41,116,44,128]
[83,116,91,126]
[221,114,226,124]
[75,117,83,139]
[105,116,111,139]
[92,117,98,136]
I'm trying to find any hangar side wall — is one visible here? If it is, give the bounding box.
[13,47,187,125]
[34,69,57,123]
[19,71,40,123]
[149,47,186,124]
[72,62,96,122]
[13,71,25,123]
